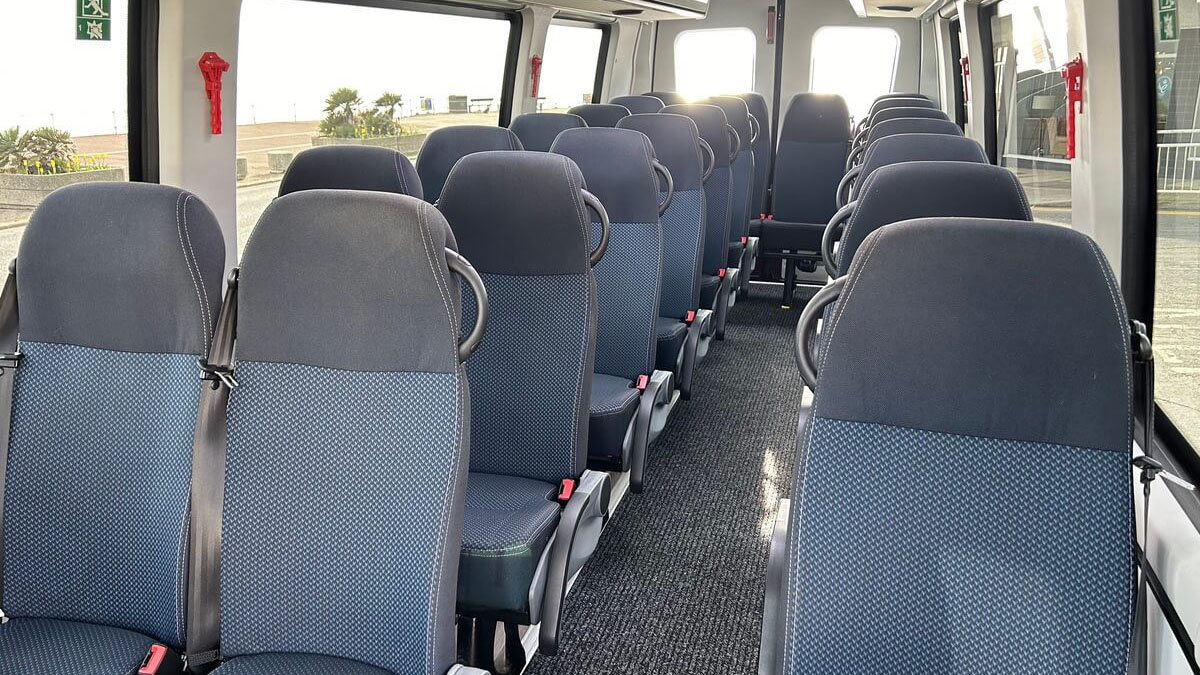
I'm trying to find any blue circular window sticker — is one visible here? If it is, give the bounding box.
[1158,75,1173,99]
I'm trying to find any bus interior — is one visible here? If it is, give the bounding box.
[2,0,1200,674]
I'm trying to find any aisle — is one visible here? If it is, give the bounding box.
[527,288,812,674]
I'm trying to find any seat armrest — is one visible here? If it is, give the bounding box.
[758,498,791,675]
[538,470,611,656]
[448,666,491,675]
[630,369,677,493]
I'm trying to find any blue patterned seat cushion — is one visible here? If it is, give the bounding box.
[458,473,560,618]
[212,652,392,675]
[655,316,688,373]
[588,373,640,466]
[0,617,156,675]
[784,417,1134,675]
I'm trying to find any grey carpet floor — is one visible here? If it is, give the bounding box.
[526,285,815,675]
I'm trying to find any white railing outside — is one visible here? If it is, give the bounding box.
[1158,129,1200,193]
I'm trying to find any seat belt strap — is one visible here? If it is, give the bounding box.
[185,269,238,670]
[0,262,19,621]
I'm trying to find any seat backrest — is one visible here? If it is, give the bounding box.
[618,112,706,320]
[864,117,963,148]
[663,103,734,277]
[551,127,662,381]
[867,96,937,119]
[220,190,468,674]
[278,145,422,199]
[869,106,949,127]
[788,217,1133,675]
[4,183,224,647]
[839,161,1032,272]
[645,91,687,106]
[736,92,773,216]
[610,95,665,114]
[509,112,587,152]
[568,103,631,128]
[854,134,987,199]
[415,125,523,203]
[874,92,929,103]
[698,95,755,244]
[772,93,850,225]
[439,151,595,484]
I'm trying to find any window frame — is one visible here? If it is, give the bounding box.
[128,0,159,183]
[672,26,757,100]
[265,0,524,125]
[949,17,967,129]
[544,17,613,108]
[808,24,902,123]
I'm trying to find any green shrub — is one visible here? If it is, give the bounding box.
[0,126,105,175]
[318,88,414,139]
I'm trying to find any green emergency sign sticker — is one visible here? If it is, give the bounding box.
[76,0,111,41]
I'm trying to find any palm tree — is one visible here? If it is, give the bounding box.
[324,87,361,126]
[375,92,403,119]
[0,127,22,173]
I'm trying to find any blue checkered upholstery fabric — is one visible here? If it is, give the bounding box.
[219,360,462,674]
[462,473,560,552]
[0,617,157,675]
[784,417,1134,675]
[659,189,704,318]
[729,150,754,243]
[462,272,591,483]
[591,221,662,381]
[2,341,197,647]
[702,168,732,276]
[213,652,392,675]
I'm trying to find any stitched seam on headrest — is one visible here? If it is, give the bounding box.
[815,228,884,382]
[175,193,211,351]
[561,157,591,270]
[1083,234,1132,455]
[393,151,410,196]
[1005,169,1033,220]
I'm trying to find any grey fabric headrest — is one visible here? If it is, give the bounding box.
[238,189,460,373]
[780,93,850,143]
[662,104,732,168]
[551,127,660,224]
[644,91,687,106]
[610,95,665,114]
[18,182,224,355]
[567,104,631,128]
[618,113,705,190]
[868,96,937,118]
[841,161,1032,271]
[870,106,949,126]
[509,113,587,152]
[278,145,422,200]
[438,151,592,277]
[696,96,753,154]
[416,125,523,203]
[858,134,987,185]
[736,92,771,139]
[865,118,963,147]
[817,217,1130,453]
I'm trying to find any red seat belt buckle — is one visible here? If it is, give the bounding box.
[138,645,168,675]
[635,374,649,391]
[684,310,696,324]
[557,478,576,502]
[740,236,748,246]
[718,268,727,279]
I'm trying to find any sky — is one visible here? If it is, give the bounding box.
[3,0,603,137]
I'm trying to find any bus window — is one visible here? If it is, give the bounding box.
[990,0,1073,226]
[1152,0,1200,456]
[674,28,756,101]
[538,22,605,112]
[810,26,900,125]
[1,1,131,272]
[235,0,514,254]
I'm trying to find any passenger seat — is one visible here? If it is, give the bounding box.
[644,91,687,106]
[0,183,224,675]
[509,112,586,152]
[610,95,666,114]
[735,92,773,218]
[837,133,987,207]
[697,95,757,298]
[277,144,422,198]
[567,103,631,128]
[551,127,677,493]
[764,218,1136,675]
[189,189,488,675]
[416,125,523,203]
[438,151,611,669]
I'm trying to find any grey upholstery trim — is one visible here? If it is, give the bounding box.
[17,182,224,354]
[814,218,1132,453]
[508,113,587,153]
[416,126,523,204]
[550,127,661,224]
[616,114,706,190]
[696,96,754,154]
[438,151,594,276]
[662,104,733,169]
[237,190,462,373]
[278,145,422,199]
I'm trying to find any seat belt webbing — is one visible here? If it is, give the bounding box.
[185,270,238,670]
[0,263,17,622]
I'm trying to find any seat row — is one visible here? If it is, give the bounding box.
[757,92,1140,674]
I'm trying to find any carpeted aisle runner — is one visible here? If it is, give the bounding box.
[527,286,814,675]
